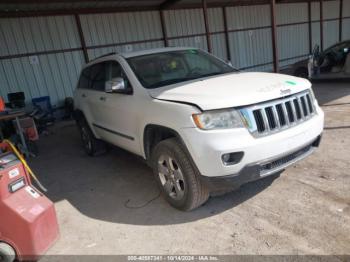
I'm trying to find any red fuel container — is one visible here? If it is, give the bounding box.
[0,152,59,261]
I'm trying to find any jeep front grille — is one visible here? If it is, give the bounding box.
[240,90,316,137]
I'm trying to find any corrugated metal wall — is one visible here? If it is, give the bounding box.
[0,1,347,107]
[323,0,340,48]
[342,0,350,40]
[0,16,84,106]
[226,5,273,71]
[208,8,227,60]
[276,3,309,67]
[80,11,165,59]
[165,9,208,51]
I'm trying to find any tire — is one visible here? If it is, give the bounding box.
[152,138,209,211]
[294,67,308,79]
[0,242,16,262]
[76,118,106,156]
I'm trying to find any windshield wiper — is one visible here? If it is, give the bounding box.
[200,72,223,78]
[147,70,235,89]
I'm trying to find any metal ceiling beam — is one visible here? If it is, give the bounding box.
[0,0,239,17]
[0,0,138,3]
[0,6,157,17]
[159,0,182,10]
[0,0,338,18]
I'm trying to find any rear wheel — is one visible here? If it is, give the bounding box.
[152,138,209,211]
[77,118,106,156]
[0,242,16,262]
[294,67,308,79]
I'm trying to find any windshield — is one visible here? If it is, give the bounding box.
[127,49,237,89]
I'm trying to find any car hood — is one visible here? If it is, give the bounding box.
[148,72,311,110]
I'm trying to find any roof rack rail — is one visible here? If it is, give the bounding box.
[90,52,118,62]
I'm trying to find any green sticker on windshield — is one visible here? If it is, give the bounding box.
[285,80,296,86]
[188,49,197,54]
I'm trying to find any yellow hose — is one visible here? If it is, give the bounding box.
[3,139,47,192]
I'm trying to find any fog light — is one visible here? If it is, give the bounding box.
[221,152,244,165]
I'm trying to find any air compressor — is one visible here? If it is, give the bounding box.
[0,140,59,262]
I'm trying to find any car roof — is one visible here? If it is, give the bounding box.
[120,47,197,58]
[83,47,199,68]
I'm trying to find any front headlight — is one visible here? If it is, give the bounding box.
[192,109,244,130]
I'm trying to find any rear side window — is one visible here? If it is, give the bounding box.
[90,63,106,91]
[77,60,132,93]
[77,67,91,89]
[77,62,106,91]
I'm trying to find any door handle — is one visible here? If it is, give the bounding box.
[81,94,86,98]
[100,96,106,101]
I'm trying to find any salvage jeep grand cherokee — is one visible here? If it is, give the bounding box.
[73,47,324,211]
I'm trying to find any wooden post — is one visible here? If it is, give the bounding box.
[222,7,231,61]
[270,0,279,72]
[202,0,212,53]
[74,14,89,63]
[160,10,169,47]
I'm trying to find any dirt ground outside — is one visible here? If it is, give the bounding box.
[29,81,350,256]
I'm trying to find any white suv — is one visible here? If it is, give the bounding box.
[74,47,324,211]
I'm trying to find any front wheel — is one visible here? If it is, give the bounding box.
[152,138,209,211]
[0,242,16,262]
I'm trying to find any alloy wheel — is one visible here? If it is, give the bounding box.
[157,154,185,200]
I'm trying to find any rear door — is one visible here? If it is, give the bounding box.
[75,65,96,126]
[86,62,109,131]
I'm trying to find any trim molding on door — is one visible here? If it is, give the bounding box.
[93,123,134,141]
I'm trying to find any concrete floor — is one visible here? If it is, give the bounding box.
[29,81,350,255]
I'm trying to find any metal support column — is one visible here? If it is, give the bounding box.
[222,7,231,61]
[202,0,212,53]
[160,10,169,47]
[308,1,312,53]
[320,0,324,51]
[270,0,279,72]
[339,0,343,42]
[74,14,89,63]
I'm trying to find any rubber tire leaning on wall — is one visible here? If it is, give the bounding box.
[0,242,16,262]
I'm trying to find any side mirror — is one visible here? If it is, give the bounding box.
[105,77,125,93]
